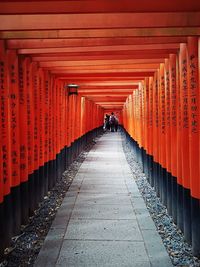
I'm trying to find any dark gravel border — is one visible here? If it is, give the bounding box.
[122,133,200,267]
[0,139,98,267]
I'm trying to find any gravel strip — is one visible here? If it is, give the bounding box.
[122,133,200,267]
[0,138,99,267]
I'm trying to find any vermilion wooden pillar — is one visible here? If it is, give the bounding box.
[169,53,178,223]
[165,59,171,173]
[38,69,45,197]
[152,71,160,195]
[52,78,56,176]
[0,42,4,257]
[32,62,40,204]
[27,59,36,214]
[148,77,154,186]
[187,36,200,256]
[18,56,29,224]
[176,48,184,232]
[60,81,65,172]
[55,80,60,178]
[0,42,12,249]
[143,78,149,178]
[159,63,167,205]
[0,131,3,257]
[139,83,144,168]
[44,70,50,192]
[48,75,54,188]
[165,58,172,214]
[179,43,191,237]
[7,49,21,235]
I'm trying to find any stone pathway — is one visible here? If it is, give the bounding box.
[35,132,173,267]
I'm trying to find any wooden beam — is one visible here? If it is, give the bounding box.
[7,37,187,49]
[1,0,200,14]
[0,13,200,31]
[48,63,160,71]
[17,43,180,54]
[1,27,200,39]
[39,59,164,67]
[55,72,154,78]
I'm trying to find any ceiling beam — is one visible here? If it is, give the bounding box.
[39,59,164,67]
[0,13,200,31]
[1,27,200,39]
[1,0,200,14]
[17,43,180,54]
[7,37,187,49]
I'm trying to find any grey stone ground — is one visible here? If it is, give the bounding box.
[35,132,173,267]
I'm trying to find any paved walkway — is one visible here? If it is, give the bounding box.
[35,132,173,267]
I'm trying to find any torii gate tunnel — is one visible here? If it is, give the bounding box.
[0,0,200,259]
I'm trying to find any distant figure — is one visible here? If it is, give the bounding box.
[115,116,119,132]
[103,114,110,131]
[109,112,116,132]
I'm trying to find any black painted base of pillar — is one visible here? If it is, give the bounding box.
[143,149,148,178]
[28,172,36,216]
[171,176,177,224]
[44,161,49,196]
[56,153,61,181]
[191,197,200,257]
[39,165,45,202]
[177,183,184,232]
[53,159,57,186]
[34,169,40,205]
[166,171,172,216]
[0,202,4,259]
[48,160,54,191]
[152,161,159,197]
[162,168,167,207]
[20,181,29,225]
[11,185,21,236]
[148,155,154,187]
[183,188,192,244]
[3,194,12,249]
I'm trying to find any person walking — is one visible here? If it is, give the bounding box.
[109,112,116,132]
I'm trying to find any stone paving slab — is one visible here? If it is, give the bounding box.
[80,178,126,185]
[56,240,150,267]
[35,133,173,267]
[70,203,136,220]
[77,184,128,193]
[65,219,143,241]
[75,193,132,205]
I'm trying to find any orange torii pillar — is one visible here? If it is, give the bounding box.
[43,70,50,193]
[152,70,160,196]
[7,50,21,236]
[143,78,149,178]
[18,56,29,225]
[187,37,200,256]
[26,59,37,215]
[0,41,12,251]
[177,43,189,234]
[148,77,154,187]
[164,58,172,215]
[0,127,3,256]
[169,53,178,224]
[180,43,192,243]
[32,64,41,203]
[159,63,167,205]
